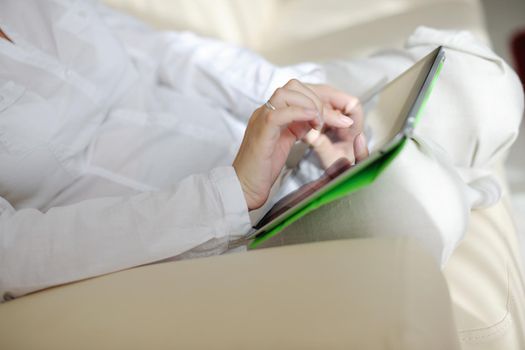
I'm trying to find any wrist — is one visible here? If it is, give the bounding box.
[232,164,264,210]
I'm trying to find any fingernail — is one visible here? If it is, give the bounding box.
[338,115,354,127]
[356,133,366,151]
[345,99,359,113]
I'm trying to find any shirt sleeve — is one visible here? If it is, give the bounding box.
[93,2,326,120]
[156,31,326,120]
[0,166,251,301]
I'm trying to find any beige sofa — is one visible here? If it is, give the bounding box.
[0,238,462,350]
[0,0,524,349]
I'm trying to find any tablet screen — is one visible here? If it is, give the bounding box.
[254,48,442,230]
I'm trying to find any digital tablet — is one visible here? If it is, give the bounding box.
[242,46,446,248]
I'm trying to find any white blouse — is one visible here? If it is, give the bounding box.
[0,0,325,300]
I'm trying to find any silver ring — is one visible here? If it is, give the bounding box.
[264,100,276,111]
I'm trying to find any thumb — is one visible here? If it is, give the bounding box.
[303,129,341,168]
[354,133,369,163]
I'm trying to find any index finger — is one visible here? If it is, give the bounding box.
[309,84,365,132]
[307,84,360,114]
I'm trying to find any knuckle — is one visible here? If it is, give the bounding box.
[348,96,362,110]
[286,78,301,87]
[273,87,285,99]
[249,106,267,125]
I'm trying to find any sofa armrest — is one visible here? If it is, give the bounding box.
[0,238,459,350]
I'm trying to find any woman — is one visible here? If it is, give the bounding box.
[1,1,522,302]
[0,0,368,300]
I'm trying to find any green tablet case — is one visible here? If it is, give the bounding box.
[249,57,444,248]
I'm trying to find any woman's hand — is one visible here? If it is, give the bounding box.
[233,79,329,210]
[233,80,367,210]
[304,84,369,169]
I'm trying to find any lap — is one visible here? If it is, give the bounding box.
[258,140,470,266]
